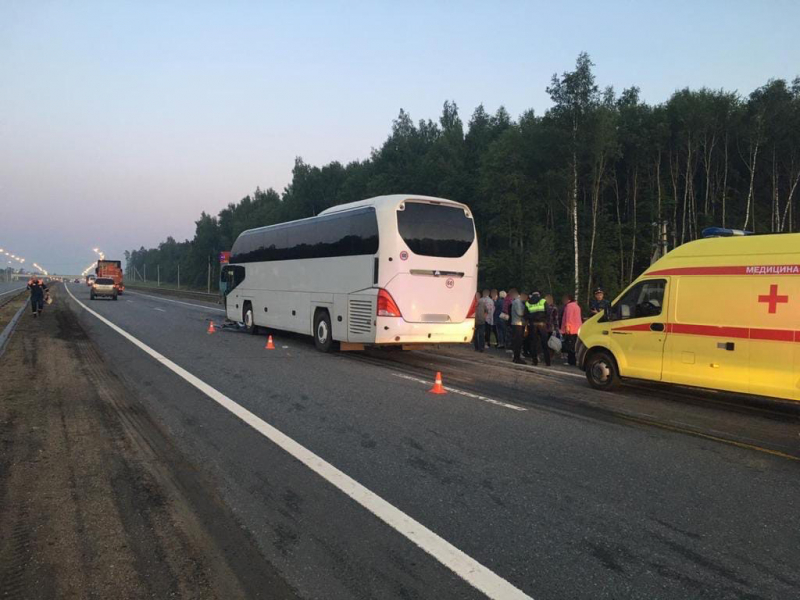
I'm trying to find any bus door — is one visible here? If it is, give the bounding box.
[606,278,669,381]
[221,265,245,310]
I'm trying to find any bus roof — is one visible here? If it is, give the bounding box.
[236,195,469,239]
[318,195,469,216]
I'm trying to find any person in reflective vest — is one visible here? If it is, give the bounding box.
[524,291,551,366]
[27,278,48,317]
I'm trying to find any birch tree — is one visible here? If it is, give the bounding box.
[546,52,598,302]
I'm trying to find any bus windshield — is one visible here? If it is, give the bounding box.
[397,202,474,258]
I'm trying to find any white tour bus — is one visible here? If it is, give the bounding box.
[222,194,478,351]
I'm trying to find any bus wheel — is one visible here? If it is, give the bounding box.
[585,350,620,391]
[243,302,256,335]
[314,310,333,353]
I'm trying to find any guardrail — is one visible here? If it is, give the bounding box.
[125,284,222,304]
[0,297,29,358]
[0,287,27,309]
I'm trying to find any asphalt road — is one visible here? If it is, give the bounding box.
[61,283,800,599]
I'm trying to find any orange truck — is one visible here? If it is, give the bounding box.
[95,260,125,294]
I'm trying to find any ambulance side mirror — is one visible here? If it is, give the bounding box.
[604,304,614,322]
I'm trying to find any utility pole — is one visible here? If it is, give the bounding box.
[144,264,146,284]
[177,264,180,289]
[651,220,670,264]
[157,264,160,287]
[207,255,211,294]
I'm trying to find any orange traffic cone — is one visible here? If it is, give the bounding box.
[207,321,215,334]
[265,335,275,350]
[428,371,447,394]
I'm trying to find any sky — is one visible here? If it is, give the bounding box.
[1,0,798,275]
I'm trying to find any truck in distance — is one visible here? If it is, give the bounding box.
[95,260,125,294]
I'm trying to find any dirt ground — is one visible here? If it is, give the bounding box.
[0,286,299,599]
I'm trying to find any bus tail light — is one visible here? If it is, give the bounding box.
[377,289,402,318]
[466,294,477,318]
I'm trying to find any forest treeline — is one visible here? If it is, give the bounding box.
[126,53,800,302]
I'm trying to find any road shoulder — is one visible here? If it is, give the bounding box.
[0,286,298,599]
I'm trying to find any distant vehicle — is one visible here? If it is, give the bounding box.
[224,195,478,352]
[95,260,124,294]
[218,251,231,298]
[90,277,118,301]
[73,278,80,284]
[578,231,800,402]
[86,274,96,286]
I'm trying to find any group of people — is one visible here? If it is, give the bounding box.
[472,287,610,367]
[27,277,49,317]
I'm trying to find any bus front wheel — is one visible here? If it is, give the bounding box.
[585,350,620,391]
[314,310,333,353]
[243,303,256,335]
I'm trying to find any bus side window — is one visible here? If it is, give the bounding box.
[222,265,245,295]
[232,266,245,288]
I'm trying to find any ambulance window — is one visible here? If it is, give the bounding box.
[613,279,665,320]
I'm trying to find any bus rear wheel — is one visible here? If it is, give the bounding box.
[585,350,620,391]
[314,310,333,353]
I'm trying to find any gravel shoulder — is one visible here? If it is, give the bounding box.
[0,285,299,599]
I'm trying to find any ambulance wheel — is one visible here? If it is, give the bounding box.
[586,350,620,391]
[314,309,333,353]
[243,302,256,335]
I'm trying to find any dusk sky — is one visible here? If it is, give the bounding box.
[2,0,798,275]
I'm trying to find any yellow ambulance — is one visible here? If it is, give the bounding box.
[577,231,800,401]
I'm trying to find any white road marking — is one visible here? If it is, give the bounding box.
[392,373,528,412]
[126,300,134,303]
[125,290,225,313]
[437,352,584,379]
[154,307,166,312]
[63,283,532,600]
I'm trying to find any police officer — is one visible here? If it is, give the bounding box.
[589,287,610,316]
[525,291,551,366]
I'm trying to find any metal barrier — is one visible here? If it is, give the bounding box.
[125,284,222,304]
[0,297,29,358]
